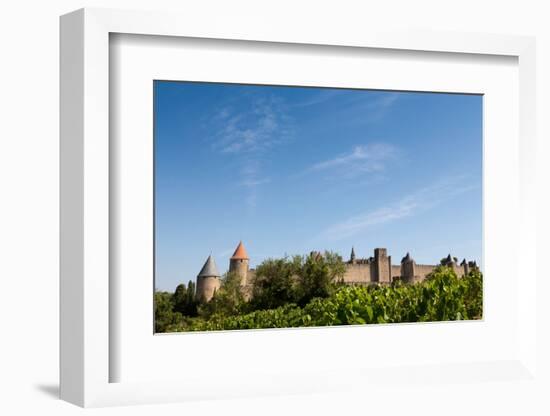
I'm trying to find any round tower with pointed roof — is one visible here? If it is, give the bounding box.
[196,255,221,302]
[229,241,249,286]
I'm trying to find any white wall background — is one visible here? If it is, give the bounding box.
[0,0,549,414]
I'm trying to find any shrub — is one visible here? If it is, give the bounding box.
[250,257,300,310]
[154,291,183,332]
[162,266,483,332]
[294,251,346,306]
[173,281,198,317]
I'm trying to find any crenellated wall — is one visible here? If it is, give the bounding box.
[414,264,437,279]
[340,249,473,286]
[196,246,477,303]
[391,265,401,280]
[341,263,374,284]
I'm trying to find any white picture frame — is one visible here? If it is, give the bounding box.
[60,7,538,408]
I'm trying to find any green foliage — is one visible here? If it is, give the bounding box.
[461,268,483,319]
[251,256,300,310]
[154,291,183,333]
[173,281,198,317]
[294,251,346,306]
[186,304,310,331]
[161,266,483,332]
[154,253,483,333]
[250,251,347,310]
[198,272,247,319]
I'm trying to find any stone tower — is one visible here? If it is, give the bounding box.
[374,248,391,283]
[229,241,249,286]
[460,258,469,276]
[196,255,221,302]
[401,252,416,283]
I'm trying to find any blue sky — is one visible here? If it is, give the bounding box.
[154,81,482,291]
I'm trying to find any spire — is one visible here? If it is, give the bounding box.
[230,241,249,260]
[197,255,221,278]
[401,252,411,263]
[350,246,356,261]
[442,253,455,266]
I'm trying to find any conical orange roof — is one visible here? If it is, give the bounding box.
[230,241,249,260]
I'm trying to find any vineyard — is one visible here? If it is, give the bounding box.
[155,258,483,333]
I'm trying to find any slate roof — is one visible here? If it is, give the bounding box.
[197,255,221,278]
[230,241,249,260]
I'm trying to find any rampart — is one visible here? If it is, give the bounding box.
[195,243,478,302]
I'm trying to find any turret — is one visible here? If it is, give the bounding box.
[400,252,416,283]
[196,255,221,302]
[442,253,456,267]
[461,258,469,276]
[350,247,356,264]
[229,241,249,286]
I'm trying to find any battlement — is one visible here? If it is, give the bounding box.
[344,248,476,285]
[195,243,478,302]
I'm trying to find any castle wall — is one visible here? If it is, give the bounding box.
[452,264,467,278]
[341,255,440,285]
[195,247,476,305]
[342,263,373,284]
[414,264,436,280]
[391,265,401,280]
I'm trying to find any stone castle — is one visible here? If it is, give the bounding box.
[195,241,478,302]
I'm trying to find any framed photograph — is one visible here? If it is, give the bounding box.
[152,80,484,335]
[60,8,538,408]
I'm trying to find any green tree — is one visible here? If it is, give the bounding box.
[187,280,197,308]
[173,281,198,317]
[421,266,468,321]
[164,267,484,333]
[199,272,246,318]
[295,251,346,306]
[251,256,300,310]
[462,269,483,319]
[154,290,183,332]
[173,283,187,313]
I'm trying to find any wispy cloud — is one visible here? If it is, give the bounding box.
[304,143,399,180]
[241,171,267,211]
[238,160,271,211]
[319,176,478,241]
[208,95,294,213]
[292,89,401,128]
[374,93,399,109]
[211,96,293,154]
[332,92,400,125]
[291,89,343,108]
[311,143,397,172]
[245,194,257,211]
[240,178,271,187]
[240,162,268,185]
